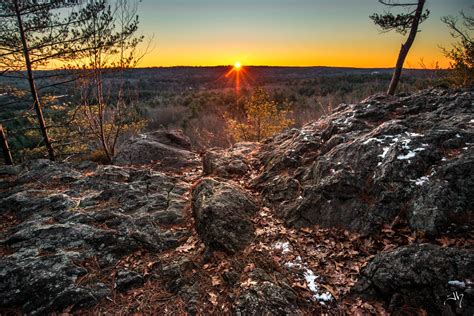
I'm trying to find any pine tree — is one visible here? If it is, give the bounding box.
[0,0,103,160]
[370,0,430,95]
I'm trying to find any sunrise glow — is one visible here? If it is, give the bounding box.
[135,0,470,69]
[224,61,250,92]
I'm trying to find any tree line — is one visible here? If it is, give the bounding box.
[0,0,472,165]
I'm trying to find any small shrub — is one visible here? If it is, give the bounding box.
[226,88,294,142]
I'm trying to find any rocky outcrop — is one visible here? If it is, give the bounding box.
[192,178,258,254]
[0,160,190,314]
[1,88,473,315]
[203,142,258,178]
[113,130,200,168]
[353,244,474,315]
[254,89,474,236]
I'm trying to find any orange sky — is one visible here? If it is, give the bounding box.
[135,0,472,69]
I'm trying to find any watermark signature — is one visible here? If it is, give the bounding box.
[444,291,464,309]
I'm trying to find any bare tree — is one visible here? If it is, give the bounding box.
[441,10,474,87]
[0,124,13,165]
[71,0,145,163]
[371,0,430,95]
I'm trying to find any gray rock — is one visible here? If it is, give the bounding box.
[0,253,109,314]
[192,178,258,254]
[17,159,82,184]
[234,269,302,315]
[353,244,474,315]
[408,153,474,237]
[0,165,22,176]
[114,269,144,292]
[1,191,77,220]
[113,130,199,169]
[0,160,191,313]
[1,88,472,314]
[203,142,258,178]
[159,258,197,294]
[255,89,474,236]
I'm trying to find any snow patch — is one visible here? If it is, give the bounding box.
[406,132,424,137]
[343,118,353,125]
[363,138,380,145]
[366,132,427,164]
[283,259,332,303]
[397,151,416,160]
[379,147,390,159]
[274,241,291,254]
[303,268,333,302]
[448,280,466,288]
[284,257,302,269]
[303,268,318,293]
[410,176,429,186]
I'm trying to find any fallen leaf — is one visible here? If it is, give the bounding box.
[320,283,338,300]
[243,263,255,273]
[211,275,221,286]
[208,292,218,306]
[241,278,257,288]
[301,227,313,234]
[291,281,308,291]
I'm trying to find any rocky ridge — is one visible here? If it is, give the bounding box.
[1,88,473,315]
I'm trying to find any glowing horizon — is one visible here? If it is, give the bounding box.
[134,0,471,69]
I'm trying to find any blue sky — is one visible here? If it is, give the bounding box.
[135,0,473,67]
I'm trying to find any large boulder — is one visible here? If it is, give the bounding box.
[192,178,258,254]
[113,130,199,169]
[353,244,474,315]
[254,89,474,236]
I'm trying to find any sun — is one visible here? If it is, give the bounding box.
[224,61,248,92]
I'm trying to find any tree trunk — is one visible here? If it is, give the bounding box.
[0,124,14,165]
[14,0,55,160]
[99,130,112,163]
[387,0,426,95]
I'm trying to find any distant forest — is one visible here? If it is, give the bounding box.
[0,0,471,164]
[1,66,445,162]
